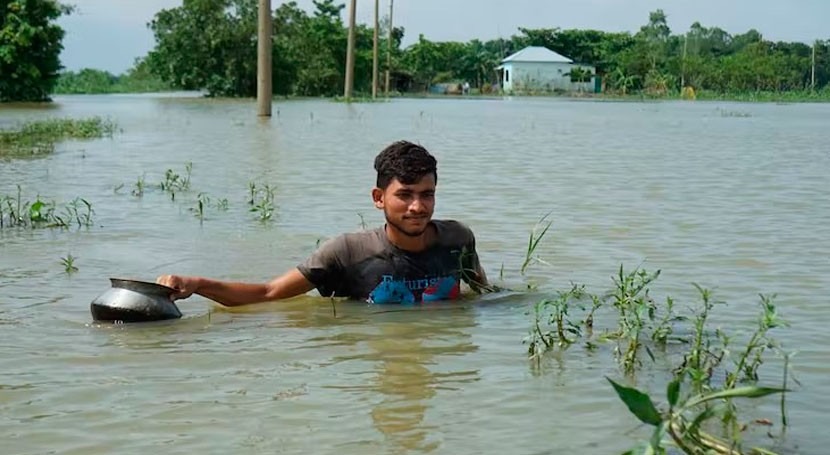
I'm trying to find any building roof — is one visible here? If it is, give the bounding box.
[501,46,573,64]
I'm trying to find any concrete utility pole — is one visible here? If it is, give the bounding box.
[385,0,393,97]
[344,0,357,100]
[257,0,272,117]
[681,32,688,88]
[372,0,379,98]
[812,40,817,91]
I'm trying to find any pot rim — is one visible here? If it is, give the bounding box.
[108,278,177,296]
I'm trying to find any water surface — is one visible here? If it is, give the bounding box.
[1,95,828,454]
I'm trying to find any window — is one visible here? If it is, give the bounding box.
[505,69,510,83]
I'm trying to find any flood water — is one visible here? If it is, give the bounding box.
[1,95,828,454]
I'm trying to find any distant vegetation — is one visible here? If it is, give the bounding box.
[53,59,172,94]
[138,1,829,99]
[2,0,828,101]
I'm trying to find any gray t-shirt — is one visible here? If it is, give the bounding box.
[297,220,483,304]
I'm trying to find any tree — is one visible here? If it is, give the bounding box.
[402,34,442,91]
[0,0,73,101]
[637,9,671,71]
[146,0,261,97]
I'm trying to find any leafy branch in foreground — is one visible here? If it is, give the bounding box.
[608,376,788,455]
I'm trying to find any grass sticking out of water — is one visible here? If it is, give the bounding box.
[0,117,117,158]
[60,253,78,274]
[527,265,794,454]
[520,212,553,276]
[0,185,95,230]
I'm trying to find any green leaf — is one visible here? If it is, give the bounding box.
[607,377,663,426]
[686,386,788,408]
[667,379,680,408]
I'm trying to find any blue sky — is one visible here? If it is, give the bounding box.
[59,0,830,74]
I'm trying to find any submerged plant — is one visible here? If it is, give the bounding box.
[61,197,95,227]
[527,263,793,453]
[527,283,587,357]
[215,198,229,210]
[190,192,210,221]
[1,186,95,230]
[249,182,277,221]
[726,295,786,389]
[0,117,117,157]
[608,266,661,373]
[132,174,146,197]
[60,253,79,274]
[160,162,193,200]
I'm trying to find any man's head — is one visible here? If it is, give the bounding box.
[374,141,437,189]
[372,141,438,237]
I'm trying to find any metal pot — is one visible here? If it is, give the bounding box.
[90,278,182,323]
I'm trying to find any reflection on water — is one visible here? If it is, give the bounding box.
[1,95,829,453]
[335,309,478,453]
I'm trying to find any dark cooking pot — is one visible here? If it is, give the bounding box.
[90,278,182,323]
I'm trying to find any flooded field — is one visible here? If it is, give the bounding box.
[1,95,828,454]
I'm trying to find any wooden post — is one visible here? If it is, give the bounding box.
[372,0,379,98]
[257,0,272,117]
[344,0,357,100]
[384,0,393,97]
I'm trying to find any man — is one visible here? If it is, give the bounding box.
[157,140,490,306]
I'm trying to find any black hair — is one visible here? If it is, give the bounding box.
[374,140,438,189]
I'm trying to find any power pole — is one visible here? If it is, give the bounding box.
[681,32,688,88]
[344,0,357,100]
[372,0,379,98]
[384,0,393,97]
[257,0,272,117]
[812,40,817,91]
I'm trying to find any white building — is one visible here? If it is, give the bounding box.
[497,46,596,93]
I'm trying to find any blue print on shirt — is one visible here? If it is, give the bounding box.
[368,275,460,304]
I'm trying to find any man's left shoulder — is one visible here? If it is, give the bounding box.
[433,219,475,244]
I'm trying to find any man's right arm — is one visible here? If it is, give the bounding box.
[156,268,315,307]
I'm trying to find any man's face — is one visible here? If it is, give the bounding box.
[373,174,436,237]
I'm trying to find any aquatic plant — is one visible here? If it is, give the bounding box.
[609,266,662,373]
[527,265,792,454]
[159,162,193,200]
[608,376,787,455]
[520,212,553,275]
[248,182,277,221]
[132,174,146,197]
[60,253,78,274]
[0,117,117,157]
[0,186,95,230]
[190,192,210,221]
[527,283,586,357]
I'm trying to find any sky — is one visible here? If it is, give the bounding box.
[58,0,830,74]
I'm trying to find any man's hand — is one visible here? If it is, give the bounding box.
[154,269,315,307]
[156,275,200,300]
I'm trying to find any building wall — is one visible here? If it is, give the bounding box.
[502,61,595,93]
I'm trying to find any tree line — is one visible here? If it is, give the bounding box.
[143,2,830,97]
[2,0,828,101]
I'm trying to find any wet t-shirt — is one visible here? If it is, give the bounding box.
[297,220,483,304]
